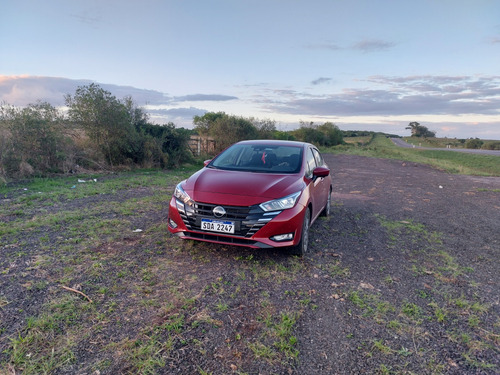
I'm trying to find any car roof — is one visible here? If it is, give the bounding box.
[236,139,313,148]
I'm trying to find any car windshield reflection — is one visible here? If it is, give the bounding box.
[209,144,303,173]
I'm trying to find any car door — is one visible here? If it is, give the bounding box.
[311,147,330,211]
[305,146,324,220]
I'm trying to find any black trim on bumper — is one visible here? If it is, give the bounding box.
[174,231,273,248]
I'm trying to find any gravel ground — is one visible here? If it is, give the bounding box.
[0,154,499,374]
[296,154,500,374]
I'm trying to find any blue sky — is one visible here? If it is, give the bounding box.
[1,0,500,138]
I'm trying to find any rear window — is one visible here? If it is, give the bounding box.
[209,144,303,173]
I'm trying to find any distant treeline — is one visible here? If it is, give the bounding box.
[1,83,402,180]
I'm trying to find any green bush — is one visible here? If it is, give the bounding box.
[0,102,75,178]
[465,138,484,149]
[137,122,194,167]
[292,121,343,147]
[483,141,500,150]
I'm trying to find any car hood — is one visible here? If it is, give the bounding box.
[184,168,305,206]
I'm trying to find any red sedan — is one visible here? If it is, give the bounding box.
[167,140,332,255]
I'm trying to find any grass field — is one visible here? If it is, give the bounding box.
[1,144,499,373]
[402,137,500,150]
[342,136,372,145]
[325,135,500,176]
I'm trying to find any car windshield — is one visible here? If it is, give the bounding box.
[209,144,303,173]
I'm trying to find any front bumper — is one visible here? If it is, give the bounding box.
[167,196,306,249]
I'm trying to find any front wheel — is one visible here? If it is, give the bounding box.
[289,207,311,256]
[321,188,332,217]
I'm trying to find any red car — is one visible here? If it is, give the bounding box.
[167,140,332,255]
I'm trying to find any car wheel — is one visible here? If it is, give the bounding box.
[289,207,311,256]
[321,188,332,217]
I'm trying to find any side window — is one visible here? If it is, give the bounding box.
[312,148,324,167]
[305,148,317,178]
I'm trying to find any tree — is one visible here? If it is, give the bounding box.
[210,115,258,152]
[292,121,343,146]
[405,122,436,138]
[124,96,149,131]
[293,121,321,144]
[406,121,419,136]
[193,112,226,137]
[193,112,259,153]
[65,84,139,166]
[0,102,71,177]
[272,130,296,141]
[318,122,343,146]
[251,118,276,139]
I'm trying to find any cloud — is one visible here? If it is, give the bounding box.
[329,119,500,139]
[265,75,500,117]
[353,39,396,52]
[0,75,240,109]
[305,42,342,51]
[148,107,206,118]
[305,39,395,53]
[311,77,332,85]
[173,94,238,102]
[0,76,87,106]
[0,76,170,107]
[148,107,207,126]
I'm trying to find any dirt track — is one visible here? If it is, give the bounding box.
[296,154,500,373]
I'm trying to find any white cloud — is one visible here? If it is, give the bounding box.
[173,94,238,102]
[147,106,206,126]
[0,76,169,107]
[264,75,500,117]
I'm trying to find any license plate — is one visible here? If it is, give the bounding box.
[201,218,235,234]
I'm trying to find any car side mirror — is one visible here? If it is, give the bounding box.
[312,166,330,178]
[203,159,212,167]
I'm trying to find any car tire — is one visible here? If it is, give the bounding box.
[321,188,332,217]
[289,207,311,256]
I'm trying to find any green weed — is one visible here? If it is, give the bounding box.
[372,339,392,354]
[3,295,86,374]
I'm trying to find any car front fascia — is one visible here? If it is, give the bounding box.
[167,187,310,249]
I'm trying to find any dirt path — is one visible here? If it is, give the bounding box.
[295,154,500,373]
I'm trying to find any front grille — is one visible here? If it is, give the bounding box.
[176,200,280,238]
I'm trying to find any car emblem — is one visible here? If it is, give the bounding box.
[213,206,226,218]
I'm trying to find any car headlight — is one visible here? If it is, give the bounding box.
[259,191,301,212]
[174,182,193,204]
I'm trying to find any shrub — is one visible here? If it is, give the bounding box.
[483,141,500,150]
[465,138,484,149]
[0,102,76,178]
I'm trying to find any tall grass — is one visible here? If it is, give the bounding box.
[324,135,500,176]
